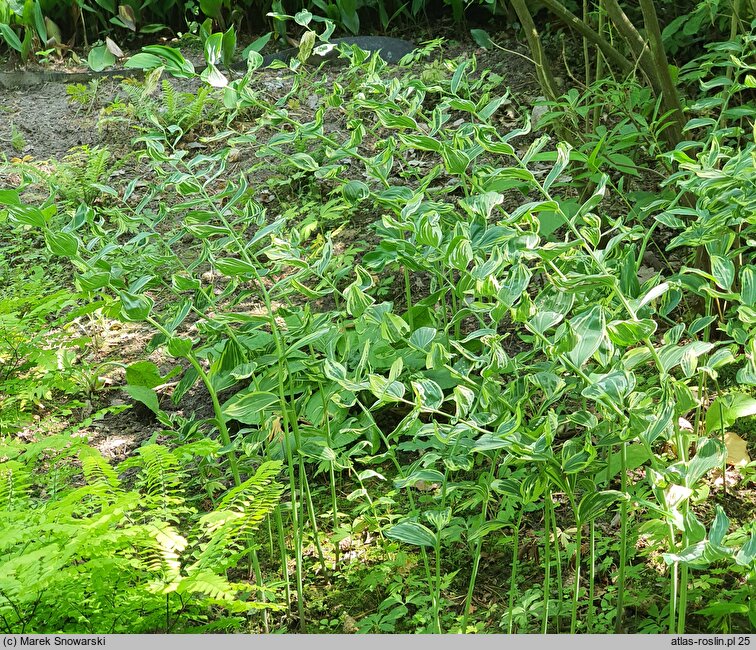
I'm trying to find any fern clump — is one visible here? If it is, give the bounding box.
[0,437,283,633]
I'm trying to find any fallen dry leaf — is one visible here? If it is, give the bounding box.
[724,431,751,467]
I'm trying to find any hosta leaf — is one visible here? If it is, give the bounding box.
[408,327,437,350]
[342,180,370,204]
[368,374,405,403]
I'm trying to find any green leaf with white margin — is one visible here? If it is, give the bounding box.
[342,180,370,204]
[408,327,437,351]
[411,378,444,410]
[734,534,756,567]
[201,63,227,87]
[607,318,657,346]
[368,374,405,403]
[386,521,437,548]
[445,235,473,271]
[636,281,669,310]
[740,265,756,306]
[204,32,223,65]
[394,469,444,489]
[710,255,735,290]
[577,490,629,524]
[543,142,571,192]
[214,257,257,276]
[221,390,279,424]
[45,231,79,258]
[684,438,726,488]
[565,305,605,368]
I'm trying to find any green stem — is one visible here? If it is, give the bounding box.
[588,520,595,633]
[615,441,628,632]
[570,521,583,634]
[541,490,553,633]
[507,510,524,634]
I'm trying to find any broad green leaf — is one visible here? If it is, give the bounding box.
[221,26,236,66]
[124,52,164,71]
[126,360,165,389]
[705,393,756,434]
[740,265,756,306]
[200,0,222,18]
[215,257,257,276]
[411,378,444,410]
[735,534,756,567]
[408,327,436,350]
[399,134,442,152]
[87,44,115,71]
[167,336,193,358]
[368,374,405,403]
[118,292,153,321]
[289,153,320,171]
[124,385,161,415]
[663,541,707,566]
[386,521,436,548]
[0,24,22,52]
[470,28,493,49]
[561,438,596,474]
[342,180,370,204]
[204,32,223,65]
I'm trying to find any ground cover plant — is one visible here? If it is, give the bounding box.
[1,0,756,636]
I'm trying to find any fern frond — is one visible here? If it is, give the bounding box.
[133,444,186,517]
[0,460,30,511]
[178,570,236,601]
[79,447,122,494]
[193,461,283,571]
[162,79,179,124]
[181,86,210,130]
